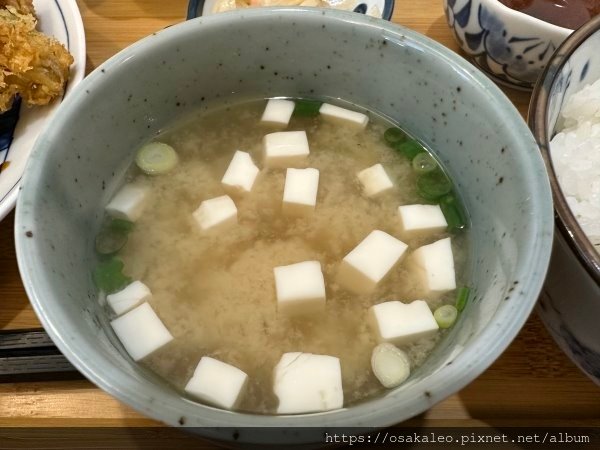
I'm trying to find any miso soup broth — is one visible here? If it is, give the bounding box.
[96,99,470,414]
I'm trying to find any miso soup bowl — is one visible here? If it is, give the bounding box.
[15,8,553,444]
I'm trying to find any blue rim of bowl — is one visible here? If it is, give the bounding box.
[186,0,395,21]
[529,14,600,286]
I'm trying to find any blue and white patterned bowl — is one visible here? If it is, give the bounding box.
[529,15,600,386]
[187,0,394,20]
[443,0,572,90]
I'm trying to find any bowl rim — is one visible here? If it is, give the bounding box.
[15,7,554,443]
[528,14,600,286]
[482,0,573,34]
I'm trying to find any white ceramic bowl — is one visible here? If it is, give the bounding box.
[16,8,553,444]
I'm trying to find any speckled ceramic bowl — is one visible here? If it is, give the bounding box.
[443,0,572,90]
[529,15,600,386]
[15,8,553,444]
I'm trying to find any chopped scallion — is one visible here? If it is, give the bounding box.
[412,152,438,174]
[416,170,452,200]
[371,343,411,388]
[95,229,128,255]
[92,258,131,294]
[293,99,322,117]
[95,218,134,255]
[109,218,135,233]
[456,286,471,312]
[395,140,425,160]
[439,192,467,231]
[434,304,458,329]
[135,142,179,175]
[384,127,407,146]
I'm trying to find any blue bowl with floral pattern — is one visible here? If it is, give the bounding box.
[444,0,572,90]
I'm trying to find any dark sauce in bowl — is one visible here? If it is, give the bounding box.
[499,0,600,29]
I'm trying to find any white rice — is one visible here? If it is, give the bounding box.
[550,78,600,249]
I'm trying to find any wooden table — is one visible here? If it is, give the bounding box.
[1,0,599,436]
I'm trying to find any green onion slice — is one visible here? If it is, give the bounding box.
[439,192,467,231]
[434,304,458,329]
[135,142,179,175]
[384,127,407,146]
[293,99,322,117]
[371,343,411,388]
[95,229,128,255]
[416,170,452,200]
[109,218,135,233]
[95,219,134,255]
[93,258,131,294]
[456,286,471,312]
[395,140,425,160]
[412,152,439,174]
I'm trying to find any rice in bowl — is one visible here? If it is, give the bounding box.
[550,77,600,250]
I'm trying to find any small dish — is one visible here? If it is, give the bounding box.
[529,14,600,386]
[187,0,394,20]
[0,0,86,221]
[443,0,572,90]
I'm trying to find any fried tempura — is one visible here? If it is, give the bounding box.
[0,5,73,113]
[0,0,35,16]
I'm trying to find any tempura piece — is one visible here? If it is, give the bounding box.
[0,6,73,113]
[0,0,35,16]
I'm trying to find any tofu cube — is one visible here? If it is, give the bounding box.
[184,357,248,410]
[274,352,343,414]
[337,230,408,294]
[411,237,456,294]
[192,195,237,231]
[357,164,394,197]
[398,204,448,236]
[261,99,295,127]
[369,300,439,345]
[274,261,326,315]
[221,150,260,195]
[282,168,320,216]
[319,103,369,130]
[107,281,152,316]
[263,131,310,168]
[105,183,149,222]
[110,302,173,361]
